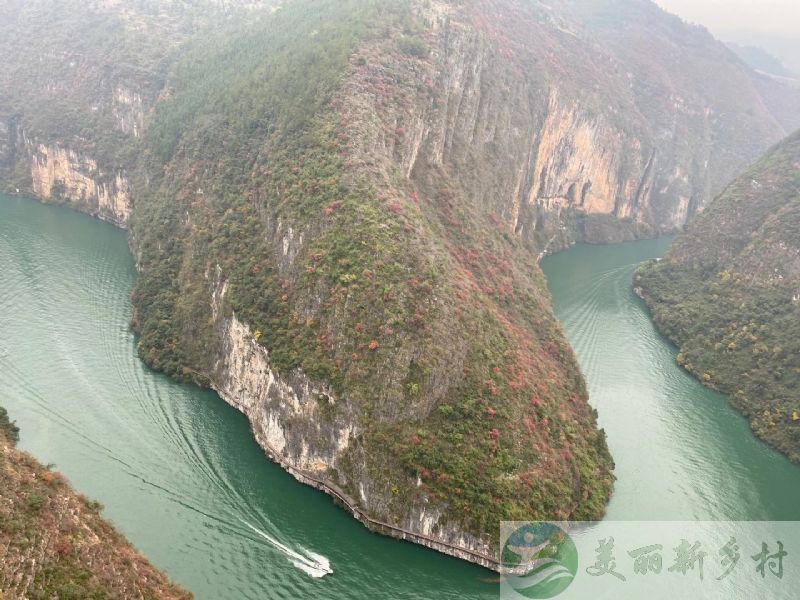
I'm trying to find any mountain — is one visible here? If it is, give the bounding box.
[726,43,797,79]
[0,408,191,599]
[722,31,800,81]
[0,0,799,566]
[635,131,800,463]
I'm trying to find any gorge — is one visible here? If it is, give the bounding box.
[2,0,800,580]
[636,131,800,463]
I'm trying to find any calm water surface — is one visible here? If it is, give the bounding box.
[2,196,798,599]
[542,240,800,523]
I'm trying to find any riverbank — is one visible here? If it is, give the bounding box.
[0,407,191,599]
[542,240,800,523]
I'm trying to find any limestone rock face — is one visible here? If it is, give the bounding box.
[29,143,132,227]
[209,279,498,569]
[342,0,800,253]
[112,86,144,138]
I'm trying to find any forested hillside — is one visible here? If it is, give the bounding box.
[129,0,616,557]
[2,0,799,565]
[636,131,800,463]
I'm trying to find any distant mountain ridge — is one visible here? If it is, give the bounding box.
[726,43,797,79]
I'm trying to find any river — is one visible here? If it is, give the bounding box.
[1,195,798,599]
[541,239,800,523]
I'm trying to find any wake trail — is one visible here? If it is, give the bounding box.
[240,519,333,578]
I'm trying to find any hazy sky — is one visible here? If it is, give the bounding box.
[655,0,800,35]
[654,0,800,71]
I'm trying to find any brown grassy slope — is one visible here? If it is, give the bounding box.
[0,410,191,600]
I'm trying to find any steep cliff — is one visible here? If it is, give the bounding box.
[1,1,798,243]
[636,131,800,463]
[2,0,800,568]
[126,0,623,566]
[0,0,279,225]
[28,143,132,226]
[0,408,191,599]
[376,0,800,250]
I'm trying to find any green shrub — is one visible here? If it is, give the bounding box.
[0,406,19,444]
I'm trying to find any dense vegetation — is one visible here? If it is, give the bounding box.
[133,0,420,383]
[636,131,800,462]
[0,408,191,599]
[126,0,614,538]
[0,406,19,444]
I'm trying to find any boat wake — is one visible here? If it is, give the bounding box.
[240,519,333,578]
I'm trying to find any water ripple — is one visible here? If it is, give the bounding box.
[0,195,498,600]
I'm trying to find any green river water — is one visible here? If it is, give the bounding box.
[1,194,798,599]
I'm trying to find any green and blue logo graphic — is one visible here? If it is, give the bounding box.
[501,522,578,599]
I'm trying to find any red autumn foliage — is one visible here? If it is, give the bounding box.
[323,201,342,216]
[54,540,72,557]
[508,368,526,391]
